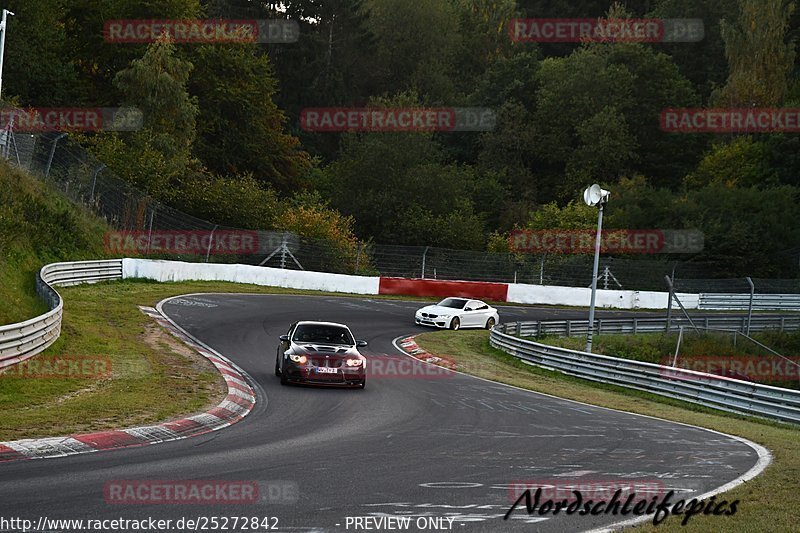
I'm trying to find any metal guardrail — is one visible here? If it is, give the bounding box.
[0,260,123,369]
[699,293,800,311]
[491,322,800,424]
[505,315,800,338]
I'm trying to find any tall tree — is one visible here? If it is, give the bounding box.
[186,44,311,191]
[649,0,738,102]
[63,0,201,105]
[1,0,84,105]
[319,93,487,248]
[265,0,379,160]
[365,0,462,104]
[90,36,198,198]
[713,0,796,107]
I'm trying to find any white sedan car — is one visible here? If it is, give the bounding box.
[415,297,500,330]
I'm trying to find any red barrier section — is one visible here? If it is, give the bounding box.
[379,277,509,302]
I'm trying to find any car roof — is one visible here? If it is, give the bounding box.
[440,297,485,303]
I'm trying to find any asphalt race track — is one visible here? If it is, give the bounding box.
[0,294,766,532]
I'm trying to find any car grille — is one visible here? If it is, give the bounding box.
[309,357,343,368]
[421,313,438,318]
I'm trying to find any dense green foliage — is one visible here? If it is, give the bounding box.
[3,0,800,276]
[0,161,109,324]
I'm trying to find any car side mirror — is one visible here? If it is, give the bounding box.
[465,307,474,312]
[279,335,290,342]
[356,340,368,347]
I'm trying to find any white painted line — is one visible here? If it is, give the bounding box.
[391,334,773,532]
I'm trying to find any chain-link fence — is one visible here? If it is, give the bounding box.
[2,127,798,293]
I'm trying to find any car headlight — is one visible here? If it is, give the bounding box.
[346,358,364,367]
[439,314,451,319]
[289,354,307,364]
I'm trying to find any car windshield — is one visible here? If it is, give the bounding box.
[292,324,354,346]
[437,298,468,309]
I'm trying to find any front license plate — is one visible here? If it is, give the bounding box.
[316,367,337,374]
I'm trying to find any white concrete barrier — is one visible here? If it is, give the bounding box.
[122,259,381,295]
[506,283,698,310]
[122,259,697,310]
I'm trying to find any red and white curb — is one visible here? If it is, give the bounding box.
[397,336,457,370]
[0,306,255,462]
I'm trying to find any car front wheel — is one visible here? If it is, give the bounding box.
[280,362,289,385]
[485,317,496,329]
[450,317,460,331]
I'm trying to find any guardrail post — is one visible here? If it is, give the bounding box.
[597,319,602,335]
[516,322,522,336]
[566,320,571,337]
[633,318,638,334]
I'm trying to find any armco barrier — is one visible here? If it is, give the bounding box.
[0,260,123,369]
[378,276,509,301]
[699,293,800,311]
[491,323,800,424]
[507,315,800,337]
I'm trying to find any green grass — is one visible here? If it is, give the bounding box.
[0,161,110,324]
[0,278,452,440]
[0,278,518,441]
[414,330,800,532]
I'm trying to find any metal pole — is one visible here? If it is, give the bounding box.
[539,255,545,284]
[421,246,429,279]
[279,232,287,269]
[745,276,755,336]
[0,10,15,100]
[90,164,105,202]
[145,209,154,255]
[45,133,68,178]
[205,225,218,263]
[354,243,362,274]
[664,275,699,332]
[585,203,604,353]
[666,265,676,332]
[671,326,684,367]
